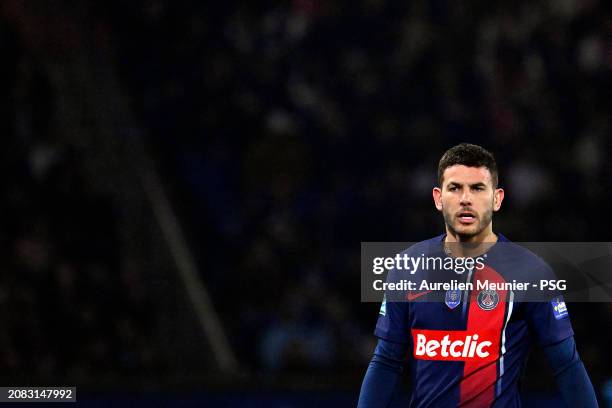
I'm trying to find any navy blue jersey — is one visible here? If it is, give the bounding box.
[375,234,573,407]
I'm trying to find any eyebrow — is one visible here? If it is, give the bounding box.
[446,182,487,188]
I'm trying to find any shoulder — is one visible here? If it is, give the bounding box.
[400,234,445,257]
[493,234,554,278]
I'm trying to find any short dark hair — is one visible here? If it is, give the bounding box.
[438,143,498,187]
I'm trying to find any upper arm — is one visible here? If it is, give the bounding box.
[374,338,410,364]
[524,297,574,346]
[374,294,411,344]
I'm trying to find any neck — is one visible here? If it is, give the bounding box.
[444,226,497,257]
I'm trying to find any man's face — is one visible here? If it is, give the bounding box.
[432,165,503,241]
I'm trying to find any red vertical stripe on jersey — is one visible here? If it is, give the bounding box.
[459,265,508,407]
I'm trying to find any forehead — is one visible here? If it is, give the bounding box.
[441,165,493,186]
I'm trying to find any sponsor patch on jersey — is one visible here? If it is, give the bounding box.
[551,297,568,320]
[411,329,498,361]
[445,289,462,309]
[477,289,499,311]
[379,295,386,316]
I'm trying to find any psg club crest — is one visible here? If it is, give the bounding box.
[477,289,499,311]
[445,289,462,309]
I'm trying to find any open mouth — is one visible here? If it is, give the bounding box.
[457,211,477,223]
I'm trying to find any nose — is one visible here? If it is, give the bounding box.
[460,190,472,206]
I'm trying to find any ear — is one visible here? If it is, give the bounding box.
[433,187,443,211]
[493,188,504,212]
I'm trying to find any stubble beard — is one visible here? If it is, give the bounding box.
[442,203,494,242]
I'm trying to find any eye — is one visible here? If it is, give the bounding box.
[448,186,458,192]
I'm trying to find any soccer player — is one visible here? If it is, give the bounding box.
[357,144,598,407]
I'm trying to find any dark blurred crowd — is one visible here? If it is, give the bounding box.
[107,0,612,388]
[2,0,612,395]
[0,6,160,384]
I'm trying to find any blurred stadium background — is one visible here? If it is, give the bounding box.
[1,0,611,406]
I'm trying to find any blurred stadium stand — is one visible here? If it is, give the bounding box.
[1,0,612,406]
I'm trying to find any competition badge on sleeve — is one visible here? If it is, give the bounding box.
[551,297,568,320]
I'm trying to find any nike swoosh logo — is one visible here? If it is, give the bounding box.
[406,290,433,301]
